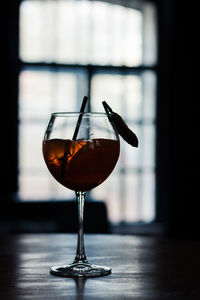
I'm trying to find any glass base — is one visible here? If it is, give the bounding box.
[50,262,111,278]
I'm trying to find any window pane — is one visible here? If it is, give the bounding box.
[91,125,156,223]
[140,170,155,222]
[19,172,74,201]
[19,0,152,66]
[19,68,88,120]
[124,173,140,222]
[91,171,122,223]
[19,68,88,201]
[140,124,156,168]
[91,72,156,222]
[19,0,157,224]
[91,71,156,121]
[91,73,142,121]
[19,122,45,171]
[120,127,140,169]
[142,71,156,120]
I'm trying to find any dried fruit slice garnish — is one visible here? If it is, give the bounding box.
[102,101,138,147]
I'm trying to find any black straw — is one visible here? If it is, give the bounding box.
[72,96,88,140]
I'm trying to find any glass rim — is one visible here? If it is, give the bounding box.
[51,112,107,117]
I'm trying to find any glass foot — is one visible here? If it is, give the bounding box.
[50,262,111,278]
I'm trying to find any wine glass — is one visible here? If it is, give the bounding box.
[42,112,120,277]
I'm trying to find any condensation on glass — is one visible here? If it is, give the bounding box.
[19,0,157,223]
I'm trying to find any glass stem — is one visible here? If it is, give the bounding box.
[73,191,88,264]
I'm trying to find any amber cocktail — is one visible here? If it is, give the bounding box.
[43,112,120,277]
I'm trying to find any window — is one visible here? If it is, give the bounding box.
[19,0,157,224]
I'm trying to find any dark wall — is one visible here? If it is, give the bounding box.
[156,0,198,239]
[1,1,19,200]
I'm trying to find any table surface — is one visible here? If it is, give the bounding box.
[0,234,200,299]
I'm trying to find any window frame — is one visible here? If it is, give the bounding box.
[2,0,165,234]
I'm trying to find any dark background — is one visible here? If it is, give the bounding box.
[1,0,198,239]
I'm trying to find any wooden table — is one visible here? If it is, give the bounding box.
[0,234,200,299]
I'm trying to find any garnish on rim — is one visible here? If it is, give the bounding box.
[102,101,138,148]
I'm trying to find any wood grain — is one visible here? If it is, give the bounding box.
[0,234,200,299]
